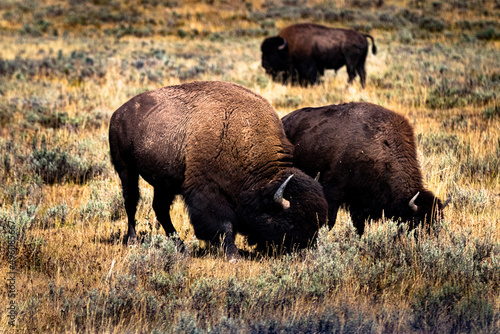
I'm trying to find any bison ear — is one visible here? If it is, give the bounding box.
[274,174,294,210]
[278,38,287,50]
[409,192,420,212]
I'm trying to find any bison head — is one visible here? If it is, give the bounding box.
[407,190,451,229]
[260,36,294,83]
[237,169,328,254]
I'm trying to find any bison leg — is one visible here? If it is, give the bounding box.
[355,53,368,88]
[152,187,187,252]
[184,190,240,261]
[356,64,367,89]
[119,168,140,244]
[327,203,341,230]
[346,62,357,86]
[296,60,319,86]
[321,185,342,229]
[152,187,178,236]
[320,191,338,229]
[351,214,367,236]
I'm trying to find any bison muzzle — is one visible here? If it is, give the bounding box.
[109,81,328,261]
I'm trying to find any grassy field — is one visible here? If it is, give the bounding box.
[1,0,499,332]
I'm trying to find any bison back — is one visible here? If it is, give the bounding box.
[279,23,368,60]
[110,81,292,191]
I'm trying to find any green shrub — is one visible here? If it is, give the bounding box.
[441,114,470,131]
[147,270,187,297]
[78,196,108,221]
[40,202,68,229]
[0,53,107,81]
[476,27,500,40]
[0,204,38,248]
[249,305,376,333]
[459,152,499,183]
[411,283,464,331]
[0,101,16,127]
[418,132,463,155]
[399,28,414,43]
[108,191,125,221]
[302,225,360,291]
[30,147,106,184]
[484,105,500,119]
[425,84,468,109]
[72,278,165,331]
[273,94,302,109]
[411,281,497,332]
[1,178,43,207]
[127,234,186,279]
[419,17,446,32]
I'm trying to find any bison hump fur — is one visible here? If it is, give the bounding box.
[109,81,328,260]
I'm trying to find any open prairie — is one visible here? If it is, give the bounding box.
[0,0,499,332]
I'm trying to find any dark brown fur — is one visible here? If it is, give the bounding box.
[282,102,447,234]
[109,81,328,259]
[261,23,377,87]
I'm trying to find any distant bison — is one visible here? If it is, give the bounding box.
[109,81,328,260]
[261,23,377,87]
[282,102,449,235]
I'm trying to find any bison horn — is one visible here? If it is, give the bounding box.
[278,38,287,50]
[274,174,294,210]
[409,192,420,212]
[314,172,320,181]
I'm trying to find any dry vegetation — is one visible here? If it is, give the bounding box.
[1,0,499,333]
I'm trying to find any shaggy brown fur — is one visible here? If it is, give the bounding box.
[109,81,328,260]
[261,23,376,87]
[282,102,448,234]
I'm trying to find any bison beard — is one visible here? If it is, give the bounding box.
[282,102,449,235]
[261,23,377,87]
[109,81,328,261]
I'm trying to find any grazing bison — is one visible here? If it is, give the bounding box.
[109,81,328,260]
[282,102,449,235]
[261,23,377,87]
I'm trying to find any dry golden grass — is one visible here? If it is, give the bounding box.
[1,0,499,332]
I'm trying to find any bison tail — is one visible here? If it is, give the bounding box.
[364,34,377,55]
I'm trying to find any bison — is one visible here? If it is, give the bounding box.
[261,23,377,87]
[109,81,328,261]
[282,102,450,235]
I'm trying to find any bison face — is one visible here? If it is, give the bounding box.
[407,190,450,229]
[238,170,328,253]
[261,36,292,81]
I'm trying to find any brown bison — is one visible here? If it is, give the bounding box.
[109,81,328,260]
[282,102,450,235]
[261,23,377,87]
